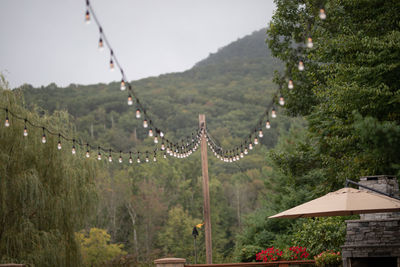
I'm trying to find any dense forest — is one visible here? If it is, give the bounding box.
[1,0,400,266]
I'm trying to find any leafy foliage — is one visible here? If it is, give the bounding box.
[0,88,97,266]
[76,228,127,267]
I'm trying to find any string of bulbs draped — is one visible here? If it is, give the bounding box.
[1,2,327,165]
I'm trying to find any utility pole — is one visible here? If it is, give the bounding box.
[199,114,212,264]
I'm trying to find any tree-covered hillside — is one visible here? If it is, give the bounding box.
[13,28,300,266]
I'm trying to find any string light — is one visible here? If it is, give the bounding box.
[254,137,259,145]
[98,27,104,51]
[57,134,62,150]
[145,152,149,163]
[319,8,326,20]
[109,51,114,71]
[119,151,123,163]
[271,108,277,118]
[153,152,157,162]
[97,147,102,160]
[127,94,133,106]
[279,96,285,106]
[120,79,126,91]
[86,144,90,158]
[108,149,112,162]
[288,79,294,89]
[136,109,141,119]
[298,60,305,71]
[85,10,90,24]
[137,153,141,163]
[266,119,271,129]
[23,119,28,136]
[129,152,133,164]
[143,119,148,128]
[149,128,153,137]
[258,129,263,138]
[306,37,313,48]
[41,128,47,144]
[154,135,158,144]
[163,152,167,159]
[72,140,76,154]
[161,141,165,150]
[4,109,10,127]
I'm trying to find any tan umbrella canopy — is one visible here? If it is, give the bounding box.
[269,187,400,219]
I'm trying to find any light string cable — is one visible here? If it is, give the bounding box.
[203,2,327,163]
[84,0,200,155]
[204,86,282,163]
[1,106,199,164]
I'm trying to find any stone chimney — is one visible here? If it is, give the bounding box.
[358,175,400,220]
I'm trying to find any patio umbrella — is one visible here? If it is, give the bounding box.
[269,187,400,219]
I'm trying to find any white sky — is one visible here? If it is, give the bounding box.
[0,0,275,88]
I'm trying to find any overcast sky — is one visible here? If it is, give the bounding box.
[0,0,275,88]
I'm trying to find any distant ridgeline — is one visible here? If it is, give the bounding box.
[21,28,286,153]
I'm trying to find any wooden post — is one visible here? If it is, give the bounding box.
[199,114,212,264]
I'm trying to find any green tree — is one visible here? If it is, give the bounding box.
[267,0,400,186]
[76,228,127,267]
[0,88,97,266]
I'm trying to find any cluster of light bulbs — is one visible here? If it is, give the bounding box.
[84,0,204,158]
[2,107,206,165]
[288,6,326,90]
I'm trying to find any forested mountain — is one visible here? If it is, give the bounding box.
[9,28,301,266]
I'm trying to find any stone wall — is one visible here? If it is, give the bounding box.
[359,175,400,220]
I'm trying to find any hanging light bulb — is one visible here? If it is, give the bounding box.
[249,143,253,150]
[108,150,112,162]
[154,136,158,144]
[86,150,90,158]
[298,60,305,71]
[4,109,10,127]
[271,108,277,118]
[41,128,46,144]
[244,147,248,155]
[240,151,244,158]
[120,79,126,91]
[97,148,102,160]
[137,156,141,163]
[266,120,271,129]
[136,109,141,118]
[161,142,165,150]
[307,37,313,48]
[254,137,259,145]
[148,128,153,137]
[109,51,114,71]
[127,94,133,106]
[153,154,157,162]
[129,156,133,164]
[119,152,123,163]
[23,120,28,136]
[72,145,76,155]
[160,131,164,138]
[258,129,263,138]
[279,96,285,106]
[98,37,104,51]
[85,9,90,24]
[145,153,149,163]
[143,119,148,128]
[57,140,62,150]
[319,8,326,20]
[288,79,294,89]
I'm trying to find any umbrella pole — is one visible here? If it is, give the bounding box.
[345,179,400,200]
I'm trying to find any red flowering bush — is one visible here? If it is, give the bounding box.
[256,246,309,262]
[283,246,310,261]
[255,247,283,262]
